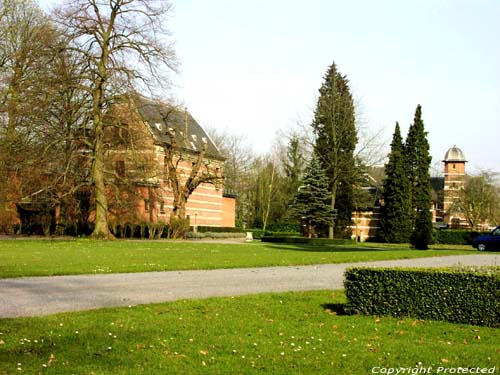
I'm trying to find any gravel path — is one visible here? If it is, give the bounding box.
[1,254,499,318]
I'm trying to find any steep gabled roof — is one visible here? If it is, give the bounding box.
[132,96,223,160]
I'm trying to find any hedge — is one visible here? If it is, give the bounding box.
[434,229,487,245]
[344,267,500,327]
[261,236,354,245]
[186,232,246,239]
[194,226,245,234]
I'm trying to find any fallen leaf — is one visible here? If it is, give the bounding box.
[199,350,208,356]
[441,359,449,363]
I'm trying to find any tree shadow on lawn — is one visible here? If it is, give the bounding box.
[263,243,408,253]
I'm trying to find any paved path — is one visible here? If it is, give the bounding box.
[1,254,499,318]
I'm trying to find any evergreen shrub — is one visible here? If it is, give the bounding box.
[344,267,500,327]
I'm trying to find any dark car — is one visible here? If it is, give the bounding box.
[472,226,500,251]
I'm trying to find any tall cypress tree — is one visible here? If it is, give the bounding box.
[379,123,412,243]
[289,154,335,238]
[311,61,357,239]
[405,105,433,249]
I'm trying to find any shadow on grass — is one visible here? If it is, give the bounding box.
[321,303,349,316]
[263,243,406,253]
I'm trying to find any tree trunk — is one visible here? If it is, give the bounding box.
[329,186,337,239]
[91,116,112,239]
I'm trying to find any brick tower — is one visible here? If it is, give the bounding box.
[442,146,467,228]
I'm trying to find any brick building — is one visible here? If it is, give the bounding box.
[351,146,469,241]
[12,96,236,234]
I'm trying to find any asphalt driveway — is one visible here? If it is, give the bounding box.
[1,254,499,318]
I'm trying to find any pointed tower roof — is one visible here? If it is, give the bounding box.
[443,145,467,162]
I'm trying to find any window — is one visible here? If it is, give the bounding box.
[160,201,165,214]
[144,199,150,212]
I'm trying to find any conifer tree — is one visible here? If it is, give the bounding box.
[289,154,335,238]
[405,105,433,249]
[311,61,357,239]
[379,123,412,243]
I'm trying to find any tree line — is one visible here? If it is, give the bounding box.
[1,0,498,240]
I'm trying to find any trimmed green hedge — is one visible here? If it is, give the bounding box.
[344,267,500,327]
[194,226,245,233]
[186,232,246,239]
[261,236,354,245]
[434,229,486,245]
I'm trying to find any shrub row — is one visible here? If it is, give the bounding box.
[194,226,246,233]
[434,229,487,245]
[261,236,354,245]
[186,232,246,239]
[344,267,500,327]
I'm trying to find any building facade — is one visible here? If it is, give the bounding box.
[10,95,236,235]
[352,146,470,241]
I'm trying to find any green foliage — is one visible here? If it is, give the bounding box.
[186,232,246,239]
[261,236,354,245]
[281,134,307,203]
[405,105,433,246]
[379,123,412,243]
[410,209,434,250]
[194,226,245,233]
[288,155,335,237]
[311,61,357,238]
[435,229,487,245]
[345,267,500,327]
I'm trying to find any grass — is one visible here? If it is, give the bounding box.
[0,291,498,374]
[0,239,475,279]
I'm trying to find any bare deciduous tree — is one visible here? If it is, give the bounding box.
[52,0,177,238]
[452,171,500,230]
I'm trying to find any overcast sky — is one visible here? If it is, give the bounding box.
[38,0,500,174]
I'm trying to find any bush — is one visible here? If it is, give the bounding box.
[194,226,245,234]
[186,232,246,239]
[344,267,500,327]
[169,217,190,239]
[261,236,354,246]
[435,229,487,245]
[265,222,301,233]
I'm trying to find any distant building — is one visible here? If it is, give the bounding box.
[11,95,236,235]
[352,146,472,241]
[441,145,467,228]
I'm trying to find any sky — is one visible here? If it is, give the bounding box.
[38,0,500,174]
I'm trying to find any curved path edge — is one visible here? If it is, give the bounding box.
[1,254,499,318]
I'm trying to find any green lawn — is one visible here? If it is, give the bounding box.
[0,239,475,278]
[0,291,498,374]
